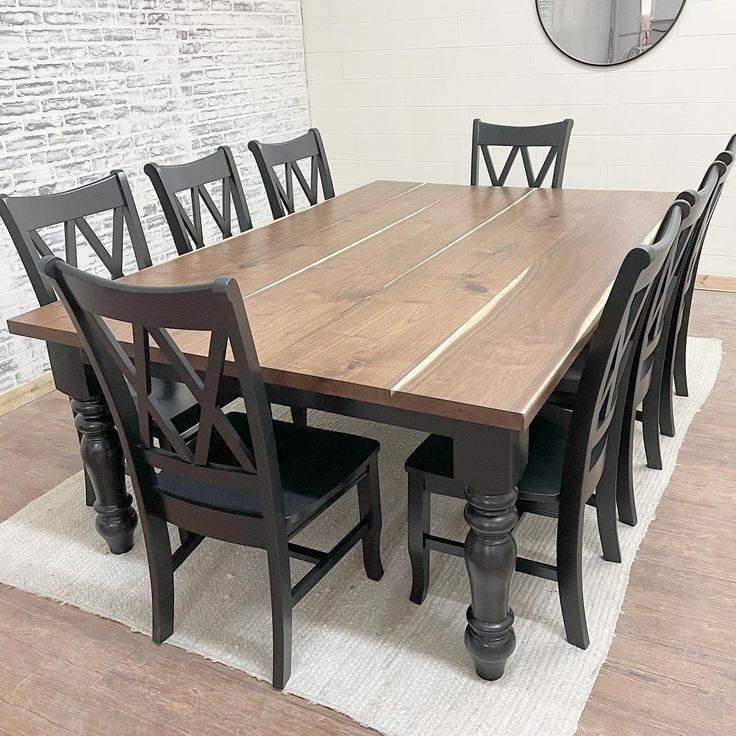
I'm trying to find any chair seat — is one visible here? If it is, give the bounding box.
[404,405,572,504]
[150,376,241,433]
[150,377,198,430]
[156,413,378,528]
[552,345,588,399]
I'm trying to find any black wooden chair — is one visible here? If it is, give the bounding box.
[548,169,720,533]
[404,202,682,649]
[144,146,253,256]
[145,147,307,427]
[41,257,384,690]
[248,128,335,219]
[647,159,728,446]
[666,135,736,405]
[470,118,574,188]
[0,172,204,506]
[612,181,717,525]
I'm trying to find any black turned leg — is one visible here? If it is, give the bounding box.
[407,472,430,604]
[455,426,526,681]
[82,468,95,508]
[70,403,95,507]
[357,456,384,581]
[71,395,137,554]
[290,406,307,426]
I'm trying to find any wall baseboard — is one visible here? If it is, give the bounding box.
[696,274,736,293]
[0,372,55,418]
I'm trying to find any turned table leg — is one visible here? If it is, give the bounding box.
[71,394,137,554]
[454,424,527,680]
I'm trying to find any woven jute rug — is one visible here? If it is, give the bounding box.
[0,337,722,736]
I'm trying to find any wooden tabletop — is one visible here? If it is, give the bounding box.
[8,181,673,431]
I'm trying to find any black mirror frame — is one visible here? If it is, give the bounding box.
[535,0,688,68]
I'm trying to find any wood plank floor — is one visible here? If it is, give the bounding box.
[1,290,734,735]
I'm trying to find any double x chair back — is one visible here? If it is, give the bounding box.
[41,258,383,688]
[470,118,574,188]
[653,161,727,441]
[145,146,253,255]
[0,171,151,307]
[42,263,282,524]
[544,201,683,646]
[248,128,335,219]
[668,138,736,400]
[564,203,681,521]
[0,173,213,512]
[612,192,702,524]
[0,170,153,411]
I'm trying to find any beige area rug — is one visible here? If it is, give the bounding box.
[0,337,723,736]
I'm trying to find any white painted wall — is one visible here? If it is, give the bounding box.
[0,0,309,390]
[302,0,736,277]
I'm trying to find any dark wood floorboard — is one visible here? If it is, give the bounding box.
[0,290,734,735]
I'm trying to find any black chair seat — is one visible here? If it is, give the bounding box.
[405,404,571,503]
[517,405,569,501]
[150,377,199,431]
[157,413,378,528]
[553,346,588,397]
[404,433,455,485]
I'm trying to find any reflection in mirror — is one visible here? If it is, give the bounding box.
[537,0,686,66]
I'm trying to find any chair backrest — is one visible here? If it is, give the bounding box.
[41,256,286,534]
[470,118,574,188]
[565,201,683,499]
[677,146,735,305]
[248,128,335,219]
[0,171,151,306]
[633,168,720,398]
[144,146,253,256]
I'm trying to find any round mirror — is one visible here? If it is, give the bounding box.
[536,0,687,67]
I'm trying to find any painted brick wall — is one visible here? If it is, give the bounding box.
[0,0,309,390]
[302,0,736,276]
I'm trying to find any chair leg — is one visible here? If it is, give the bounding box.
[556,491,589,650]
[617,386,638,527]
[407,472,430,605]
[357,456,384,581]
[641,384,663,470]
[267,548,293,690]
[595,398,623,563]
[145,514,175,645]
[674,289,693,398]
[659,317,678,438]
[290,406,307,426]
[178,527,192,546]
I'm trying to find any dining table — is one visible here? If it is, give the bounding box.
[7,180,672,681]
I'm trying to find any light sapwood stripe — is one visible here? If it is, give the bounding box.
[244,200,441,299]
[382,189,535,289]
[390,267,530,394]
[386,182,426,200]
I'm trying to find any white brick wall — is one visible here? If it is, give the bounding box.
[302,0,736,276]
[0,0,309,390]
